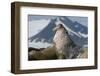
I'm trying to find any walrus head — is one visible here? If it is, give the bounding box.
[53,24,68,34]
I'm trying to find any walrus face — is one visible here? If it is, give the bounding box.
[53,24,63,32]
[53,24,68,34]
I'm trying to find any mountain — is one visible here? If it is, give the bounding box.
[29,18,57,43]
[60,16,87,34]
[59,16,88,46]
[29,16,88,48]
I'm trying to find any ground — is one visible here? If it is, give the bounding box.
[28,46,88,60]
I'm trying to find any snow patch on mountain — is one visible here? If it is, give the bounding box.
[78,32,88,38]
[29,39,53,48]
